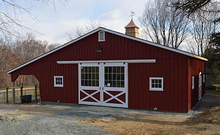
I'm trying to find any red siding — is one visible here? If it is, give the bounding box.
[10,31,203,112]
[128,54,188,112]
[188,58,206,111]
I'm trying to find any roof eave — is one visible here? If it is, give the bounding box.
[7,27,207,74]
[7,27,104,74]
[192,54,208,61]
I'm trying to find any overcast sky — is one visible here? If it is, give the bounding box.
[10,0,148,44]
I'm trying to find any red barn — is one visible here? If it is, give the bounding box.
[8,19,207,112]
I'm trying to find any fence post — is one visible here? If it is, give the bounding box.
[20,86,23,103]
[6,87,8,103]
[35,85,37,103]
[12,82,15,104]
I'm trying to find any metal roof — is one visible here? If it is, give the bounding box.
[7,27,208,74]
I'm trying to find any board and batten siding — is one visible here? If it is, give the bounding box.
[10,31,191,112]
[187,58,206,111]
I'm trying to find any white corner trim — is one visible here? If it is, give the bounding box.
[7,27,207,74]
[192,76,195,90]
[57,59,156,64]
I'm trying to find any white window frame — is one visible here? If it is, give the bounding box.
[203,74,205,83]
[149,77,164,91]
[192,76,194,90]
[98,31,105,41]
[54,76,63,87]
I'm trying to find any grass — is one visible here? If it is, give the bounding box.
[0,90,40,103]
[213,84,220,88]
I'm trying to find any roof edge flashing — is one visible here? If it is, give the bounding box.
[7,27,207,74]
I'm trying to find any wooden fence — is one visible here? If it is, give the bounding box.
[0,85,39,104]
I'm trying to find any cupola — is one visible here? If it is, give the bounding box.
[125,11,139,38]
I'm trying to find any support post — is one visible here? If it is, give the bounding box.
[6,87,8,104]
[20,86,23,103]
[35,85,37,103]
[12,82,15,104]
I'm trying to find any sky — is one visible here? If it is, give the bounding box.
[7,0,148,44]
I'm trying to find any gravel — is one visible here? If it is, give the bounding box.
[0,92,218,135]
[0,104,118,135]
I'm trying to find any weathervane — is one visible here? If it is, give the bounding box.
[129,10,135,19]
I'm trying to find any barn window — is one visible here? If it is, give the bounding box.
[98,31,105,41]
[104,66,125,87]
[192,76,194,90]
[149,77,163,91]
[203,74,205,83]
[81,67,99,86]
[54,76,63,87]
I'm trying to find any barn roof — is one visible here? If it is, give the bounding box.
[125,19,139,29]
[7,27,208,74]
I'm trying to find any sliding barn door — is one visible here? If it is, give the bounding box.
[78,63,128,108]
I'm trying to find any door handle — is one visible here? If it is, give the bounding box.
[102,87,104,90]
[99,87,101,90]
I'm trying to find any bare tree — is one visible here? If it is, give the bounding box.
[67,20,103,41]
[11,33,59,86]
[46,43,60,52]
[188,3,220,56]
[0,0,64,87]
[140,0,190,49]
[0,39,17,87]
[0,0,68,39]
[173,0,220,21]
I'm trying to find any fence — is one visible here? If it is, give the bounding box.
[0,85,39,104]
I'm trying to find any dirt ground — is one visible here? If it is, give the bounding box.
[79,106,220,135]
[0,91,219,135]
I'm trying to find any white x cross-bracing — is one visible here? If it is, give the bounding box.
[103,90,126,105]
[80,89,100,103]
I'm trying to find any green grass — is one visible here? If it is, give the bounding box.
[0,90,40,103]
[213,84,220,88]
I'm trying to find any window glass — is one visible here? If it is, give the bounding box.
[54,76,63,87]
[98,31,105,41]
[150,77,163,91]
[81,67,99,87]
[104,66,124,88]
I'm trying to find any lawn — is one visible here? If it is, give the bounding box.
[213,83,220,88]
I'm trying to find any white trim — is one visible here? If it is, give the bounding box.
[199,72,202,100]
[78,64,80,104]
[192,76,194,90]
[102,63,128,108]
[7,27,207,74]
[149,77,164,91]
[78,63,101,106]
[98,31,105,41]
[78,62,128,108]
[7,28,102,74]
[125,63,128,108]
[104,28,193,57]
[57,59,156,64]
[54,76,63,87]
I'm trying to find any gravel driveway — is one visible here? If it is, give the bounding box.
[0,91,219,135]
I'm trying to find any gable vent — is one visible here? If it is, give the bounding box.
[98,31,105,41]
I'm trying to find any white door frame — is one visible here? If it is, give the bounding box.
[198,72,202,100]
[102,63,128,108]
[78,62,128,108]
[78,63,102,105]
